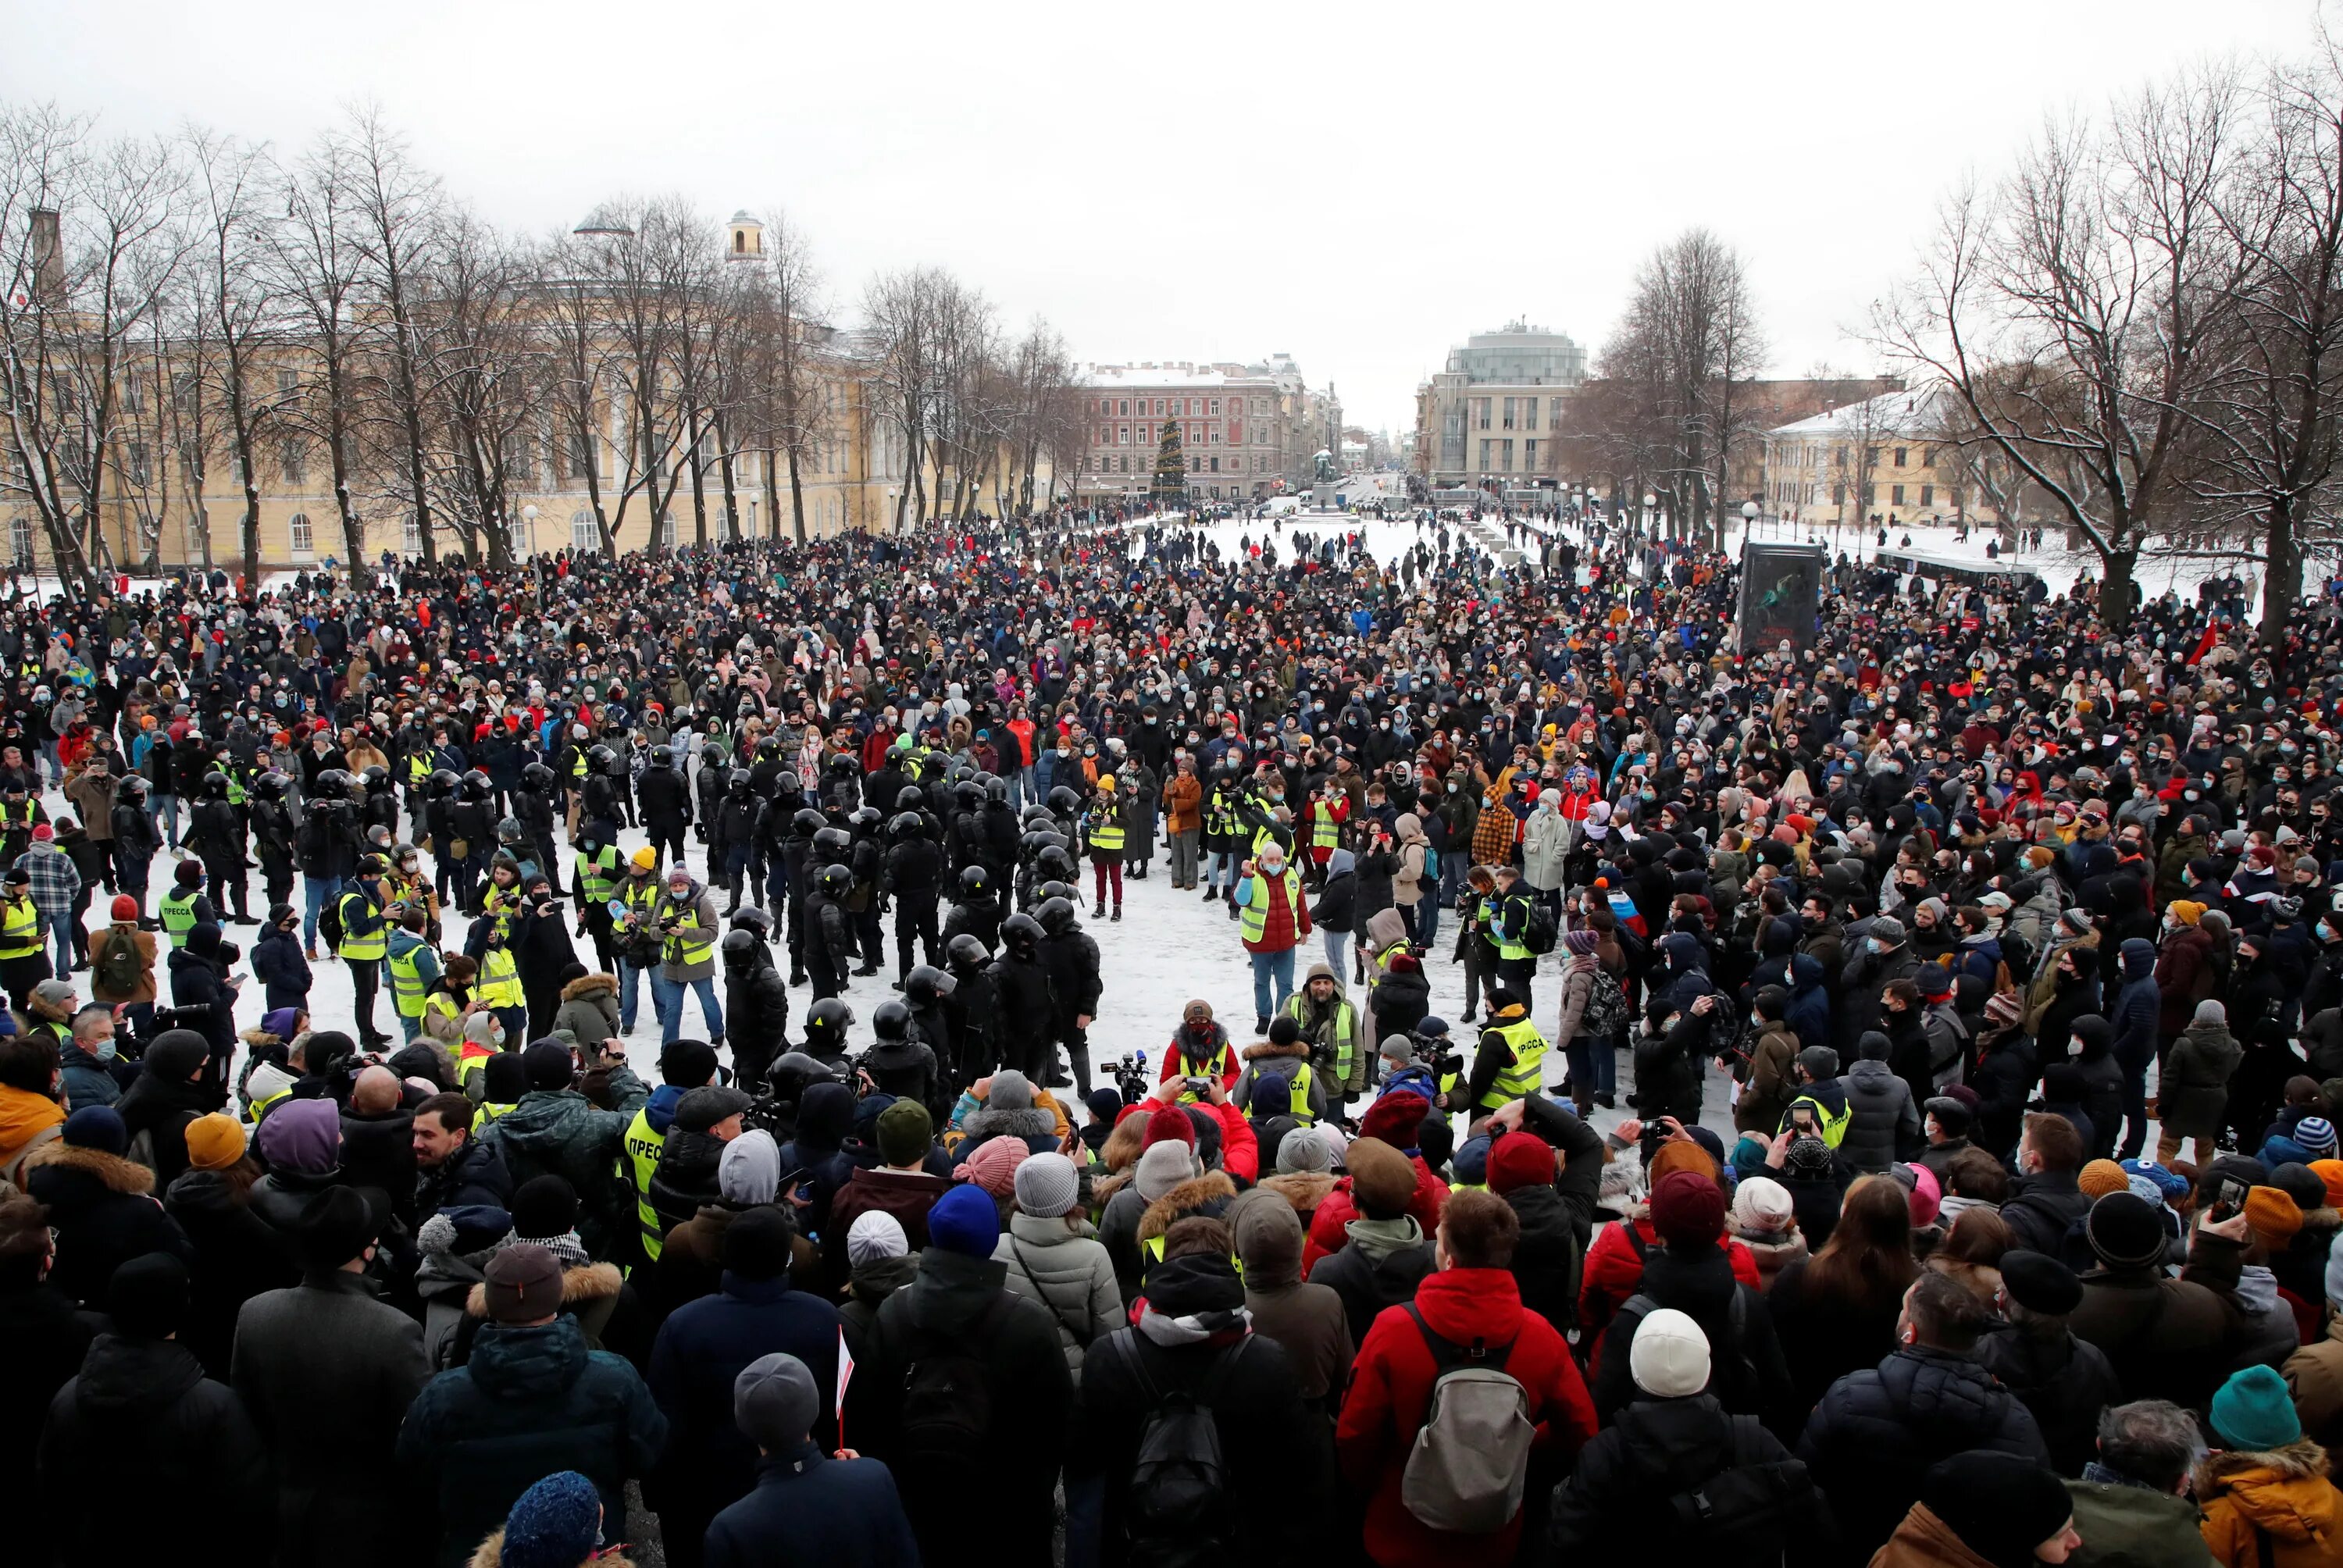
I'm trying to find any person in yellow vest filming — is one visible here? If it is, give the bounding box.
[1464,987,1551,1113]
[651,863,725,1046]
[1230,1017,1331,1126]
[1081,775,1125,921]
[335,858,395,1050]
[0,866,50,1013]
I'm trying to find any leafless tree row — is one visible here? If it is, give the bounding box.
[0,100,1086,590]
[1878,41,2343,643]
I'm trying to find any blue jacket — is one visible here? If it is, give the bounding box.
[2110,938,2161,1069]
[647,1273,843,1524]
[704,1444,919,1568]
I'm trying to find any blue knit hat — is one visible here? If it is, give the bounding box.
[62,1106,127,1156]
[498,1470,601,1568]
[2296,1117,2339,1158]
[2210,1365,2302,1451]
[925,1184,1000,1257]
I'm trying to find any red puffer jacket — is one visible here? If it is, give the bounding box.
[1577,1210,1761,1345]
[1336,1266,1597,1568]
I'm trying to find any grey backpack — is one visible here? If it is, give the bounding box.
[1398,1303,1535,1533]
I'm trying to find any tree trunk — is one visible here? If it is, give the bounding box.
[686,413,709,548]
[2263,497,2300,661]
[786,447,807,542]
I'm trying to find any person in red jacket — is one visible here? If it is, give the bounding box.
[1301,1089,1450,1274]
[1336,1188,1597,1568]
[1157,999,1240,1096]
[1577,1131,1763,1342]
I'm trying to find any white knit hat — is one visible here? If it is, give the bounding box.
[846,1210,908,1268]
[1731,1174,1795,1235]
[1629,1306,1711,1398]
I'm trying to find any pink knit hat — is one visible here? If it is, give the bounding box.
[957,1135,1031,1199]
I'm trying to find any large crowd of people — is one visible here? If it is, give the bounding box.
[0,496,2340,1568]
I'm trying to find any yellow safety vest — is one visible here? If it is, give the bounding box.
[1087,813,1125,853]
[337,890,387,961]
[0,896,40,960]
[1482,1016,1549,1108]
[476,945,524,1008]
[1243,1060,1316,1125]
[575,846,619,904]
[481,882,522,941]
[408,753,432,785]
[478,1099,517,1123]
[1237,867,1303,946]
[1207,791,1239,838]
[1171,1041,1232,1102]
[1311,810,1339,850]
[661,899,714,969]
[1785,1090,1853,1149]
[387,942,431,1018]
[1492,893,1532,961]
[622,877,662,932]
[1281,991,1359,1083]
[619,1105,666,1262]
[159,886,200,946]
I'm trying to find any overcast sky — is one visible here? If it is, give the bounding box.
[2,0,2323,432]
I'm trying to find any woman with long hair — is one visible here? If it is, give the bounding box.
[1760,1173,1922,1419]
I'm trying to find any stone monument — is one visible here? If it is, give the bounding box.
[1312,448,1338,511]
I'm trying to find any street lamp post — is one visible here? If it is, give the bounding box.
[1642,492,1657,542]
[1742,498,1759,543]
[521,504,538,559]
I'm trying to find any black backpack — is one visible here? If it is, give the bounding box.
[1106,1331,1245,1568]
[895,1295,1007,1482]
[1524,902,1560,955]
[317,893,345,952]
[1654,1413,1817,1565]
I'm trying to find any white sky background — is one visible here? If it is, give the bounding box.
[0,0,2323,432]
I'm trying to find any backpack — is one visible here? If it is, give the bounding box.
[1654,1413,1816,1565]
[1398,1302,1535,1534]
[1579,965,1628,1039]
[1108,1332,1244,1568]
[95,928,144,1000]
[317,894,344,953]
[1523,902,1560,955]
[894,1295,1006,1481]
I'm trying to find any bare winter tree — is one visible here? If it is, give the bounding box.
[1877,67,2251,625]
[184,126,282,580]
[2188,43,2343,652]
[865,265,947,531]
[1596,230,1767,544]
[736,210,825,543]
[425,208,540,566]
[344,105,448,564]
[0,103,187,588]
[271,127,373,565]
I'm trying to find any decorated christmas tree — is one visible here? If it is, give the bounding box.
[1150,419,1187,512]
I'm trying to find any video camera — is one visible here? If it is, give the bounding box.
[1114,1048,1150,1106]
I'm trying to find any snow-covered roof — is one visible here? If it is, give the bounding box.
[729,209,761,226]
[1079,360,1297,390]
[1770,384,1952,440]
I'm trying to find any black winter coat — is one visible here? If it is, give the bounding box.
[39,1334,271,1568]
[1548,1394,1824,1562]
[1796,1345,2048,1563]
[0,1281,94,1565]
[1503,1181,1583,1334]
[1308,1233,1440,1349]
[27,1144,195,1309]
[1974,1321,2124,1477]
[1969,1032,2037,1161]
[722,954,791,1091]
[1838,1060,1918,1175]
[164,1166,300,1378]
[1079,1323,1325,1564]
[1591,1242,1795,1434]
[1309,868,1357,935]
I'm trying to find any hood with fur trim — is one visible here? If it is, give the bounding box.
[1136,1170,1237,1244]
[960,1103,1059,1143]
[560,971,619,1003]
[1259,1171,1337,1213]
[1242,1037,1312,1064]
[463,1260,624,1318]
[2199,1438,2340,1543]
[25,1141,154,1195]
